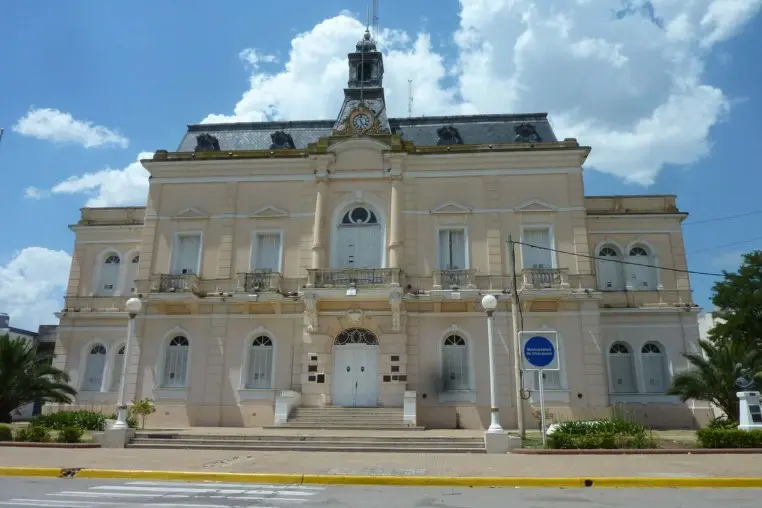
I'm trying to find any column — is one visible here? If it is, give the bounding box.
[311,178,328,269]
[388,177,404,269]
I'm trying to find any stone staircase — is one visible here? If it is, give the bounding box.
[272,407,421,430]
[127,432,486,453]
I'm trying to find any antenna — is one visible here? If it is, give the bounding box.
[372,0,379,39]
[408,80,413,117]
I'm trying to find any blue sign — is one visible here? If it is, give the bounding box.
[523,336,556,368]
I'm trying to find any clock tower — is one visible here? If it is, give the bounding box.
[333,29,391,136]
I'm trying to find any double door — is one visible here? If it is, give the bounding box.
[332,345,378,407]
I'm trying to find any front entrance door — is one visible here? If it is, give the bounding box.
[331,328,379,407]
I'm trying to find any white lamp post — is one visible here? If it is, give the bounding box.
[113,297,142,430]
[481,294,503,433]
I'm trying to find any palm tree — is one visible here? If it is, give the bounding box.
[668,339,762,422]
[0,334,77,423]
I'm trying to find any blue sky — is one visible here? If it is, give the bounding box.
[1,0,761,329]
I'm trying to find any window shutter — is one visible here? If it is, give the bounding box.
[255,234,280,272]
[522,228,552,268]
[438,230,450,269]
[450,230,466,269]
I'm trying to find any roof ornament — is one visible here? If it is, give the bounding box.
[436,125,464,145]
[514,123,542,143]
[194,133,220,152]
[269,131,296,149]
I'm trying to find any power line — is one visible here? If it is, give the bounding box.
[683,209,762,226]
[687,235,762,255]
[514,240,725,277]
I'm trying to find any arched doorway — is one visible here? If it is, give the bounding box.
[332,328,379,407]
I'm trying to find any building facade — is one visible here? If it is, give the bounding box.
[51,31,710,429]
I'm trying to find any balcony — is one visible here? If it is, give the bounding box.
[62,296,129,314]
[149,274,200,295]
[236,270,282,293]
[600,289,695,309]
[433,269,476,290]
[520,268,570,290]
[306,268,401,288]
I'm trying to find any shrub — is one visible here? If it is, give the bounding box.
[131,399,156,429]
[0,424,12,441]
[697,428,762,448]
[107,411,138,429]
[706,417,739,430]
[546,419,652,450]
[56,427,84,444]
[31,410,106,431]
[15,425,51,443]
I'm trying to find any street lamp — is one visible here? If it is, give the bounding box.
[113,297,142,430]
[481,293,503,433]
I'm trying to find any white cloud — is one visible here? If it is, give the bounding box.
[202,2,759,185]
[48,151,152,207]
[239,48,278,70]
[23,186,46,200]
[0,247,71,330]
[12,108,129,149]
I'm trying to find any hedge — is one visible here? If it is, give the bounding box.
[30,410,107,431]
[55,427,84,444]
[15,426,51,443]
[546,419,653,449]
[0,425,12,442]
[697,428,762,448]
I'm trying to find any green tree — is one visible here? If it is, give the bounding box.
[668,338,762,421]
[0,334,77,423]
[709,250,762,347]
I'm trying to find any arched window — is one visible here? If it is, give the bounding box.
[83,344,107,391]
[98,254,120,296]
[596,245,625,291]
[334,328,379,345]
[608,342,637,393]
[627,245,657,290]
[162,336,190,388]
[245,336,274,389]
[110,345,126,391]
[442,334,469,391]
[336,205,382,268]
[125,255,139,295]
[641,342,668,393]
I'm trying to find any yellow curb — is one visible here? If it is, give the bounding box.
[0,468,66,478]
[0,468,761,488]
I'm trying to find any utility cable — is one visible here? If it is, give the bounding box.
[683,209,762,227]
[686,235,762,255]
[515,241,725,277]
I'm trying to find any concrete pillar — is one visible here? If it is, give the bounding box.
[311,179,328,269]
[388,177,404,269]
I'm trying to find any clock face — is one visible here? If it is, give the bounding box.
[352,113,371,131]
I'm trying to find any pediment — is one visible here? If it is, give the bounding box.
[250,206,288,218]
[514,199,558,213]
[173,207,208,220]
[430,201,473,214]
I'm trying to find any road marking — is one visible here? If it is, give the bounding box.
[128,481,323,490]
[92,485,317,496]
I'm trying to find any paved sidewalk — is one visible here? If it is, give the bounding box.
[2,448,762,477]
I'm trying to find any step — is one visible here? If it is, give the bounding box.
[130,438,482,448]
[267,424,426,430]
[133,434,482,443]
[126,443,486,453]
[286,419,406,425]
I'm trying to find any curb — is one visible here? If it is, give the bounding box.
[513,448,762,455]
[0,443,101,449]
[0,468,761,488]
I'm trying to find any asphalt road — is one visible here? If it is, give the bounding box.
[0,477,760,507]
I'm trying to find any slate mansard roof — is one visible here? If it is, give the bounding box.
[177,113,558,152]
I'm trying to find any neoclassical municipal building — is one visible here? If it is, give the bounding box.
[52,31,709,429]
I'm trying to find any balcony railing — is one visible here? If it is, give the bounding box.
[433,269,476,289]
[237,270,282,293]
[521,268,569,289]
[63,296,129,313]
[151,274,199,294]
[307,268,401,288]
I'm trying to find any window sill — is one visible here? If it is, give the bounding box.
[529,390,569,403]
[438,390,476,403]
[610,393,681,405]
[238,389,275,401]
[153,388,189,400]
